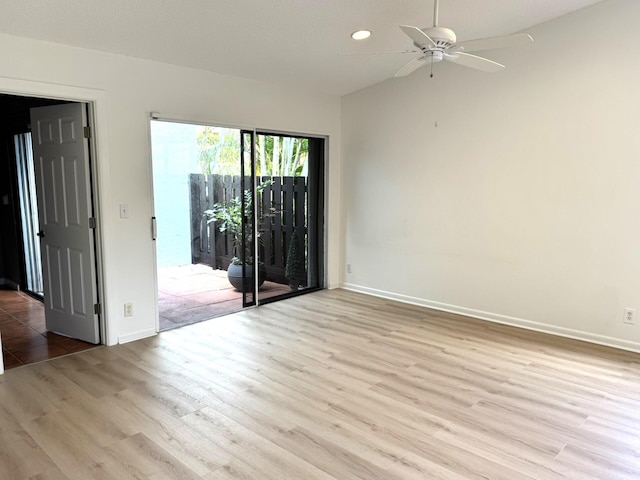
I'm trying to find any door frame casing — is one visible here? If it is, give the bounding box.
[0,77,112,345]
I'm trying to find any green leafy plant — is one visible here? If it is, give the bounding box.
[203,180,277,265]
[198,129,308,177]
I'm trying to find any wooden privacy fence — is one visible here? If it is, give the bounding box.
[190,174,307,285]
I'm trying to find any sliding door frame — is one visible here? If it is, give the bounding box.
[240,129,257,308]
[254,130,325,305]
[147,113,328,331]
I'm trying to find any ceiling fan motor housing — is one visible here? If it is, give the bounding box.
[413,27,456,64]
[421,27,457,48]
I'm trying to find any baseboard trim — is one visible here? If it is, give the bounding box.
[118,328,157,345]
[342,283,640,354]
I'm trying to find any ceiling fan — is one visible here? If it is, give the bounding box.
[350,0,533,78]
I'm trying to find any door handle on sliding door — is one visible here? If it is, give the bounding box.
[151,217,157,240]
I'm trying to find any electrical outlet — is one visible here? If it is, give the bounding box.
[124,303,133,317]
[624,308,635,325]
[347,264,352,274]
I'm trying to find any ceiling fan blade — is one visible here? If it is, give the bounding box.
[339,50,417,57]
[394,57,428,77]
[399,25,436,48]
[454,33,533,53]
[444,52,504,72]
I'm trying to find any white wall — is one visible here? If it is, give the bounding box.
[0,33,342,345]
[342,0,640,352]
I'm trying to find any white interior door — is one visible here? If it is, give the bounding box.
[30,103,100,344]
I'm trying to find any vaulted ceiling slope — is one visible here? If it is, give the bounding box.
[0,0,606,96]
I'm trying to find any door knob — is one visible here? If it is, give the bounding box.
[36,230,45,238]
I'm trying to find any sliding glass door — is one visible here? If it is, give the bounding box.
[236,130,326,306]
[255,133,324,304]
[151,119,324,330]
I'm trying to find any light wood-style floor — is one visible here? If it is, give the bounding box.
[1,289,639,479]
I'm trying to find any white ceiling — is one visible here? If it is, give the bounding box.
[0,0,606,96]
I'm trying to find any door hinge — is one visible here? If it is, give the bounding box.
[94,303,101,315]
[89,217,96,229]
[84,126,91,139]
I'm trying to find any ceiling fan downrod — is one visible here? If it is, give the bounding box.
[433,0,440,27]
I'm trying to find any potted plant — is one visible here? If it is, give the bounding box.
[203,180,277,291]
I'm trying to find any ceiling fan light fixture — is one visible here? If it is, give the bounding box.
[351,30,371,40]
[426,51,444,63]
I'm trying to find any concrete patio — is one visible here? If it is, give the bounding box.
[157,263,292,330]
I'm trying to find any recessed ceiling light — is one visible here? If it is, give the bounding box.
[351,30,371,40]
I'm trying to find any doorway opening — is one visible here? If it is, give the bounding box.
[0,93,101,369]
[151,121,325,330]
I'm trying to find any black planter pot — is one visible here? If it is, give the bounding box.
[227,263,267,292]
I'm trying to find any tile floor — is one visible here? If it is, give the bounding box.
[0,288,96,370]
[158,264,293,331]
